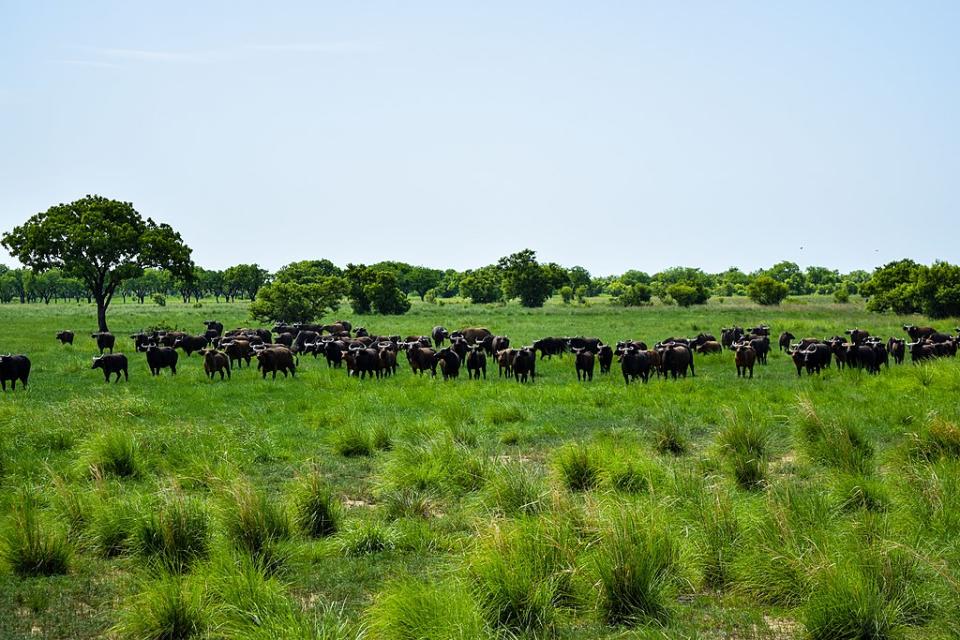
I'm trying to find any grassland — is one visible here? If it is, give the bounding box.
[1,296,959,639]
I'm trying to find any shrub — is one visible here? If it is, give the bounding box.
[339,519,398,556]
[292,472,341,538]
[88,430,140,479]
[554,443,602,492]
[748,276,789,306]
[1,493,70,577]
[331,424,373,457]
[468,516,578,634]
[135,492,210,572]
[833,287,850,303]
[667,283,706,307]
[114,575,208,640]
[365,578,488,640]
[616,284,652,307]
[481,461,547,516]
[593,510,682,625]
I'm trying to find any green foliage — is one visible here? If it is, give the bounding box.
[223,263,269,300]
[458,266,504,304]
[861,259,924,314]
[1,492,70,577]
[615,283,652,306]
[559,285,574,304]
[915,260,960,318]
[249,278,346,324]
[762,261,809,295]
[498,249,553,308]
[273,259,342,284]
[833,287,851,303]
[748,275,789,306]
[292,472,342,538]
[345,264,411,314]
[593,510,682,625]
[366,578,489,640]
[135,492,210,573]
[2,195,193,330]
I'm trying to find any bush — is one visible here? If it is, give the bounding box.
[114,575,208,640]
[748,276,789,306]
[554,443,602,492]
[593,510,682,625]
[88,430,140,479]
[152,292,167,306]
[365,578,488,640]
[559,285,574,304]
[135,492,210,572]
[468,516,578,634]
[616,284,652,307]
[292,472,341,538]
[1,493,70,577]
[667,283,705,307]
[833,287,850,303]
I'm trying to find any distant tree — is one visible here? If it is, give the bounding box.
[1,195,193,331]
[860,259,923,314]
[666,283,705,307]
[365,271,411,315]
[498,249,552,308]
[435,269,462,298]
[914,261,960,319]
[201,269,226,302]
[223,264,268,301]
[370,261,442,300]
[344,264,374,314]
[763,261,808,295]
[459,266,503,304]
[805,266,841,293]
[559,285,574,304]
[652,267,712,304]
[620,270,651,286]
[748,276,789,306]
[28,268,64,304]
[250,278,346,324]
[274,259,342,285]
[833,287,850,304]
[567,266,592,292]
[616,283,652,306]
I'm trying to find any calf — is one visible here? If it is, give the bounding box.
[695,341,723,355]
[56,330,74,345]
[572,347,595,381]
[887,337,906,365]
[466,345,487,380]
[431,325,449,347]
[92,353,128,382]
[145,344,178,376]
[735,344,756,378]
[0,354,30,390]
[496,348,516,378]
[597,344,614,374]
[201,348,230,380]
[91,332,115,354]
[778,331,795,352]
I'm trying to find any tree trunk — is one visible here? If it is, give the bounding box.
[95,295,109,332]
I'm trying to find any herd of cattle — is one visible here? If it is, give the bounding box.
[0,321,958,390]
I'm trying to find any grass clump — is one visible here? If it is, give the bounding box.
[134,491,210,572]
[604,456,663,494]
[371,423,395,451]
[292,471,341,538]
[222,481,291,569]
[89,495,140,558]
[380,487,436,520]
[88,430,141,479]
[798,399,874,474]
[651,422,688,456]
[1,492,70,577]
[718,419,770,490]
[834,474,890,513]
[339,519,398,556]
[331,424,373,457]
[695,489,741,590]
[906,416,960,462]
[468,515,579,634]
[365,578,489,640]
[114,575,208,640]
[592,509,683,625]
[555,443,601,492]
[482,460,547,516]
[484,403,527,426]
[385,435,488,496]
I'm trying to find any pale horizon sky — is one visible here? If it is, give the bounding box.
[1,2,958,277]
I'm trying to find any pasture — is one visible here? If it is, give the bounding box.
[1,296,959,639]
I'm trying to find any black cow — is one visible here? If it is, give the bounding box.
[203,320,224,336]
[145,345,178,376]
[661,344,694,379]
[533,337,566,360]
[173,334,209,357]
[450,336,469,364]
[0,354,30,390]
[91,332,115,354]
[92,353,128,382]
[597,344,613,374]
[845,328,870,345]
[292,331,320,354]
[778,332,795,352]
[567,336,603,352]
[201,348,230,380]
[496,348,516,378]
[903,325,936,342]
[56,330,74,345]
[431,326,449,347]
[619,348,650,384]
[802,343,832,375]
[257,347,297,379]
[466,345,487,380]
[406,345,437,376]
[749,336,771,365]
[735,344,756,379]
[721,327,745,350]
[572,347,595,382]
[512,347,536,383]
[887,338,905,365]
[348,346,380,379]
[436,347,461,380]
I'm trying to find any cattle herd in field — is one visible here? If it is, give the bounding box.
[0,321,958,391]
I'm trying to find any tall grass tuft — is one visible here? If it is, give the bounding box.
[604,457,662,494]
[365,578,489,640]
[114,574,208,640]
[467,515,579,634]
[592,509,682,625]
[385,435,488,496]
[555,443,601,492]
[905,416,960,462]
[338,519,398,556]
[331,424,373,457]
[291,472,341,538]
[134,491,210,573]
[834,474,889,513]
[222,481,291,570]
[695,489,740,590]
[651,422,688,456]
[88,430,141,479]
[481,460,547,516]
[1,492,70,577]
[718,419,770,490]
[380,486,436,520]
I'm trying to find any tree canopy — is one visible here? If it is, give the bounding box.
[2,195,192,330]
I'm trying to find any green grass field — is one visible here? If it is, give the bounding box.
[1,296,959,639]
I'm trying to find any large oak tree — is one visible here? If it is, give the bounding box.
[2,195,193,331]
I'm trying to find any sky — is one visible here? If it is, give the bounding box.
[1,1,958,276]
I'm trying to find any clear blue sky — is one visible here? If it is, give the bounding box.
[1,1,957,275]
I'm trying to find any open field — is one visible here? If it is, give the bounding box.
[1,296,959,639]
